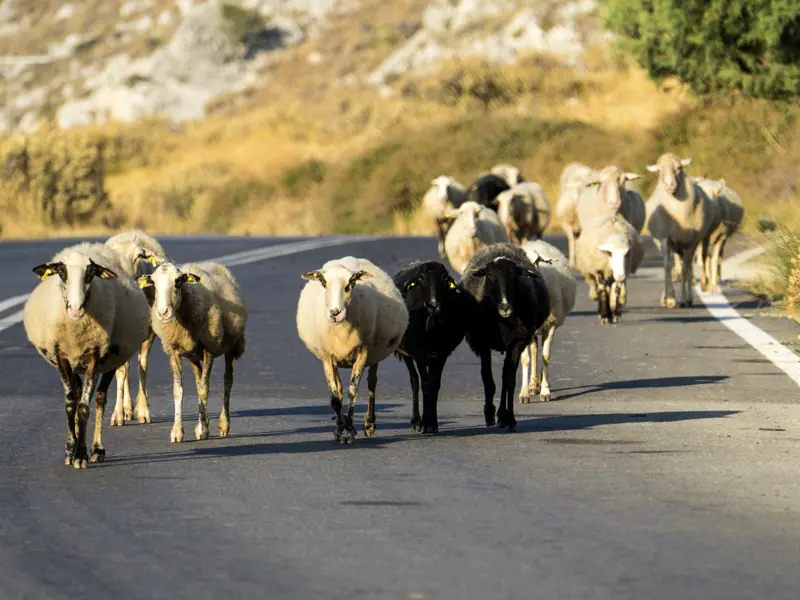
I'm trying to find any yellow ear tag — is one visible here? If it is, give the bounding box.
[138,278,152,289]
[185,274,199,284]
[406,282,416,289]
[449,281,456,289]
[41,268,54,280]
[148,256,159,266]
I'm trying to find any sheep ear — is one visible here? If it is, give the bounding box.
[33,262,62,280]
[138,249,161,267]
[347,270,372,288]
[681,157,692,166]
[177,273,200,285]
[597,243,614,255]
[301,270,324,283]
[96,266,118,280]
[623,172,641,182]
[646,164,659,173]
[137,275,153,289]
[718,178,726,187]
[469,267,488,277]
[585,179,601,187]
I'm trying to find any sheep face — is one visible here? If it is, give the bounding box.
[495,193,513,228]
[597,238,630,283]
[469,257,529,319]
[400,262,459,324]
[32,252,118,321]
[302,266,373,324]
[491,165,524,186]
[587,166,641,211]
[137,263,201,323]
[647,154,692,194]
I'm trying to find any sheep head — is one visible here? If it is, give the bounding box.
[398,261,459,329]
[138,262,201,323]
[302,265,373,324]
[491,164,524,186]
[585,166,641,211]
[468,256,537,319]
[597,236,631,283]
[33,253,118,321]
[647,154,692,195]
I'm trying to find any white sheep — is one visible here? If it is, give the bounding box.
[422,175,467,258]
[519,240,576,402]
[645,154,718,308]
[442,200,508,276]
[556,161,597,268]
[576,214,644,324]
[23,242,150,469]
[105,229,168,427]
[296,256,409,444]
[693,178,745,292]
[138,261,247,443]
[490,163,525,186]
[494,182,551,244]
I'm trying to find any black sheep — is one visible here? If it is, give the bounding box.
[466,173,511,209]
[461,243,550,432]
[394,261,472,433]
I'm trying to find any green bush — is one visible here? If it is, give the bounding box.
[604,0,800,99]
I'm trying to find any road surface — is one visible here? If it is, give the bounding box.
[0,234,798,600]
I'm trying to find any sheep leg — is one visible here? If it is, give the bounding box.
[56,349,79,466]
[680,247,695,307]
[191,351,214,441]
[323,358,345,441]
[699,242,711,292]
[121,360,134,421]
[597,282,613,324]
[341,349,368,445]
[566,230,577,269]
[168,352,185,443]
[363,364,378,438]
[421,358,444,433]
[660,239,678,308]
[219,352,234,438]
[710,238,724,292]
[519,343,531,403]
[610,281,623,323]
[540,325,557,402]
[73,350,100,470]
[585,273,598,301]
[110,365,127,426]
[403,355,422,432]
[716,237,728,285]
[497,345,522,432]
[479,350,496,427]
[435,220,447,258]
[135,332,155,424]
[90,371,115,463]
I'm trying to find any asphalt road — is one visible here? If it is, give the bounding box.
[1,234,799,600]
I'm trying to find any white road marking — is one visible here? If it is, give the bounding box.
[0,235,380,336]
[694,246,800,387]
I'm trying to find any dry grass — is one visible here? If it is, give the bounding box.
[0,0,797,242]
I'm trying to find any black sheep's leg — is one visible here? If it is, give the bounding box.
[404,355,422,432]
[479,350,496,427]
[422,358,445,434]
[597,283,609,324]
[363,364,378,438]
[498,344,523,432]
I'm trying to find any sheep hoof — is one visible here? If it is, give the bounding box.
[110,411,124,427]
[484,406,496,427]
[90,447,105,463]
[195,423,210,441]
[363,421,376,438]
[422,423,438,434]
[518,394,529,404]
[136,406,151,424]
[507,423,517,433]
[340,428,356,445]
[661,295,678,309]
[409,418,423,433]
[124,407,135,421]
[540,393,551,402]
[218,419,230,438]
[611,315,621,324]
[599,316,610,324]
[64,451,74,466]
[588,289,598,301]
[170,425,184,443]
[72,455,88,470]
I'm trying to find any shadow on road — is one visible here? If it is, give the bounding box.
[552,375,728,401]
[234,403,403,418]
[526,409,739,433]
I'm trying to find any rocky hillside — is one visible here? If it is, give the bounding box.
[0,0,605,132]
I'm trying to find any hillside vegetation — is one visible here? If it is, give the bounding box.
[0,0,797,240]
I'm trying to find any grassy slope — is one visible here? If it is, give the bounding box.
[0,0,797,241]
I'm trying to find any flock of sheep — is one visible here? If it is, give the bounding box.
[21,151,745,468]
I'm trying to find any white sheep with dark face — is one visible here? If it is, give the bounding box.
[422,175,468,258]
[296,256,408,444]
[23,242,150,469]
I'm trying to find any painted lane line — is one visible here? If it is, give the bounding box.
[0,235,382,336]
[723,246,766,270]
[696,286,800,387]
[0,293,30,316]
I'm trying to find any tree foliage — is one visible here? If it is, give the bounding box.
[604,0,800,99]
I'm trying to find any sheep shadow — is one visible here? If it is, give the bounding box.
[234,402,404,418]
[525,409,739,433]
[552,375,728,402]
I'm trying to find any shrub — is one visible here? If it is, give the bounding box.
[604,0,800,99]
